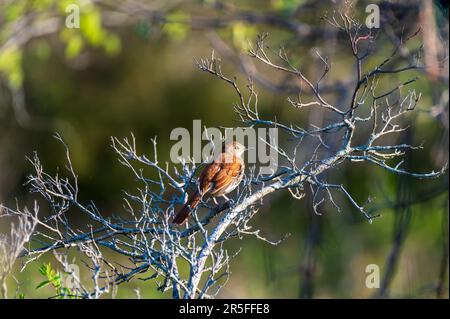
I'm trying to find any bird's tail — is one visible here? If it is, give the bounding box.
[172,191,202,224]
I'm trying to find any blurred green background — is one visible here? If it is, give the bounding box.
[0,0,448,298]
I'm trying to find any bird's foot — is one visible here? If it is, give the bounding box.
[223,196,235,207]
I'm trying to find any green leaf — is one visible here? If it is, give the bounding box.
[134,21,151,39]
[0,45,23,88]
[65,34,84,59]
[163,12,190,42]
[103,34,121,56]
[4,1,27,22]
[231,23,258,51]
[38,263,50,276]
[36,280,52,289]
[80,8,104,46]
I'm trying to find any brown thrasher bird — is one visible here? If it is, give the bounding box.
[172,141,246,224]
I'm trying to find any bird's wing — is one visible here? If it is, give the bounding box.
[210,160,244,196]
[198,161,221,194]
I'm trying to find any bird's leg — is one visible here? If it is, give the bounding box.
[222,194,235,206]
[212,196,219,205]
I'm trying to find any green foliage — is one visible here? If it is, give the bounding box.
[163,12,190,42]
[80,7,103,45]
[0,45,23,88]
[36,263,76,299]
[30,0,55,11]
[64,33,84,59]
[0,0,122,89]
[33,40,52,60]
[271,0,304,15]
[134,20,152,39]
[59,2,122,58]
[3,1,27,23]
[103,34,121,56]
[232,22,258,51]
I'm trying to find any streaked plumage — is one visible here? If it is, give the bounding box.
[172,141,245,224]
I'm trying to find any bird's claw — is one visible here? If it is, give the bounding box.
[227,198,236,207]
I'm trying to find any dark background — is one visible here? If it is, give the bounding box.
[0,0,448,298]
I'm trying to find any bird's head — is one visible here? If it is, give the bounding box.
[224,141,246,157]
